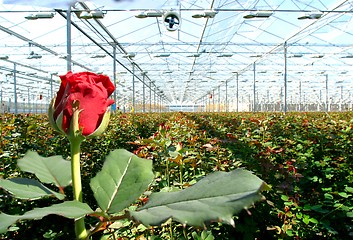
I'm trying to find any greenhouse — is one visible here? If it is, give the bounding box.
[1,1,353,240]
[1,0,353,113]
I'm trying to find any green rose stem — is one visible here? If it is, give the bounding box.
[69,101,88,240]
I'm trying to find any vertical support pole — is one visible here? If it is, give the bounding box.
[284,41,288,113]
[225,80,228,112]
[236,72,239,112]
[212,89,215,112]
[149,82,152,112]
[154,88,156,112]
[299,80,301,112]
[208,94,211,112]
[142,73,146,113]
[325,74,329,112]
[159,94,161,112]
[113,45,117,112]
[340,86,343,112]
[1,88,3,113]
[66,7,72,72]
[253,63,256,112]
[132,63,135,112]
[14,64,17,114]
[27,87,30,113]
[50,74,53,101]
[218,87,220,112]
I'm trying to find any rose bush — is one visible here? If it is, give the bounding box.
[49,71,115,137]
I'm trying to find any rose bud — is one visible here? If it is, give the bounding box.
[49,71,115,138]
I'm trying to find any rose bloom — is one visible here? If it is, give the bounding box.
[49,71,115,137]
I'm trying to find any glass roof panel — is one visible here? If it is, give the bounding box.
[1,0,353,108]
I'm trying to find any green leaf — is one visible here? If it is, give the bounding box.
[309,217,318,224]
[324,193,333,200]
[0,201,93,233]
[90,149,154,214]
[0,178,65,200]
[345,186,353,193]
[281,195,289,201]
[201,230,215,240]
[338,192,350,198]
[311,205,329,213]
[17,151,71,188]
[303,215,310,225]
[131,169,265,227]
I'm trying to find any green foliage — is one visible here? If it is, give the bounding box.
[1,112,353,239]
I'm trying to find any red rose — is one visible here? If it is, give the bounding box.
[49,71,115,137]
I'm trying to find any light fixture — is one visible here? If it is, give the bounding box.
[243,11,273,19]
[187,53,201,57]
[79,10,105,19]
[135,10,163,18]
[154,53,170,58]
[90,54,106,58]
[311,54,324,58]
[135,12,147,18]
[0,55,9,60]
[145,10,163,17]
[192,10,217,18]
[217,53,233,57]
[289,54,303,58]
[91,10,105,19]
[163,71,173,74]
[27,51,42,59]
[123,53,136,58]
[298,12,322,20]
[25,12,54,20]
[250,54,262,57]
[341,55,353,58]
